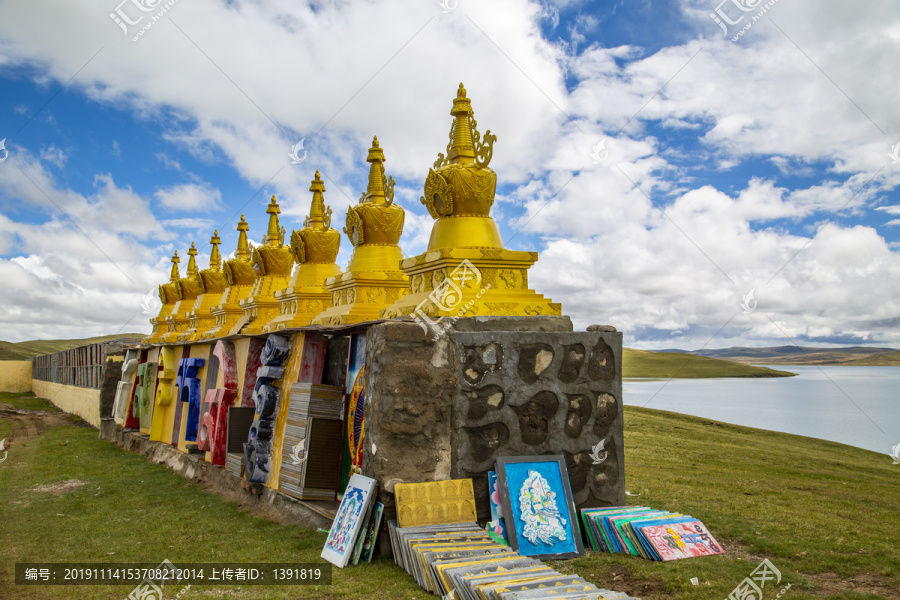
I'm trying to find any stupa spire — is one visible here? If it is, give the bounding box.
[435,82,497,170]
[169,251,180,282]
[307,170,327,228]
[265,195,284,245]
[365,136,388,205]
[449,83,475,164]
[186,243,199,277]
[209,230,222,269]
[235,215,250,259]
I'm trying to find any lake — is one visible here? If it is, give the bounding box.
[623,366,900,456]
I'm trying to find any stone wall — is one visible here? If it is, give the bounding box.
[0,360,32,393]
[363,316,625,551]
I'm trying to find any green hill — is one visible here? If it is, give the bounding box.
[623,348,795,378]
[0,333,145,361]
[815,349,900,366]
[679,345,900,366]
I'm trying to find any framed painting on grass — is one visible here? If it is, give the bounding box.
[321,474,377,568]
[495,455,583,560]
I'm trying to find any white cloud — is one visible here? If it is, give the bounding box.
[154,181,222,212]
[0,0,897,349]
[39,145,67,167]
[0,151,174,341]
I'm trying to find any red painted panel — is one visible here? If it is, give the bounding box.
[213,340,238,390]
[240,338,267,407]
[297,334,328,384]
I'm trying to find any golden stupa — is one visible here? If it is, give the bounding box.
[239,195,295,334]
[311,136,409,325]
[200,215,258,340]
[180,231,227,342]
[145,251,181,343]
[263,171,342,332]
[160,242,203,343]
[382,83,560,320]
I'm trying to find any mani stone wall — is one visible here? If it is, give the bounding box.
[364,316,625,538]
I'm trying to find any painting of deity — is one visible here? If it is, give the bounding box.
[321,474,376,567]
[495,455,583,559]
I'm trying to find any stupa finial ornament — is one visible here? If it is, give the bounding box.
[264,195,285,246]
[290,171,340,265]
[169,250,180,281]
[145,250,182,343]
[209,230,222,270]
[186,242,199,277]
[303,170,333,230]
[421,83,501,249]
[240,193,295,334]
[381,82,561,321]
[199,215,258,340]
[311,137,409,325]
[344,136,404,247]
[265,170,343,331]
[357,136,396,206]
[235,215,251,260]
[434,83,497,170]
[180,230,227,341]
[159,250,181,308]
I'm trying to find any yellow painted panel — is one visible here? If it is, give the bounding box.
[234,337,251,405]
[149,346,177,442]
[266,333,305,489]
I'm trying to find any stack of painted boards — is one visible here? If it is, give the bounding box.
[279,383,344,500]
[387,521,640,600]
[383,472,640,600]
[580,506,724,562]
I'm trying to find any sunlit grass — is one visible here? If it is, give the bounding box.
[1,394,897,599]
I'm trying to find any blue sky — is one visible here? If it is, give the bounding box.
[1,0,899,348]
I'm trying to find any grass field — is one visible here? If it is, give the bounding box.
[622,348,796,379]
[2,391,897,599]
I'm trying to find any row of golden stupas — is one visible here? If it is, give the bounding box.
[144,84,561,344]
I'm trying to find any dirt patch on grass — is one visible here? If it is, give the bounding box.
[0,403,78,446]
[606,564,669,598]
[805,571,900,600]
[26,479,91,494]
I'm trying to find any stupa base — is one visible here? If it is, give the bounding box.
[311,271,409,326]
[381,247,561,320]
